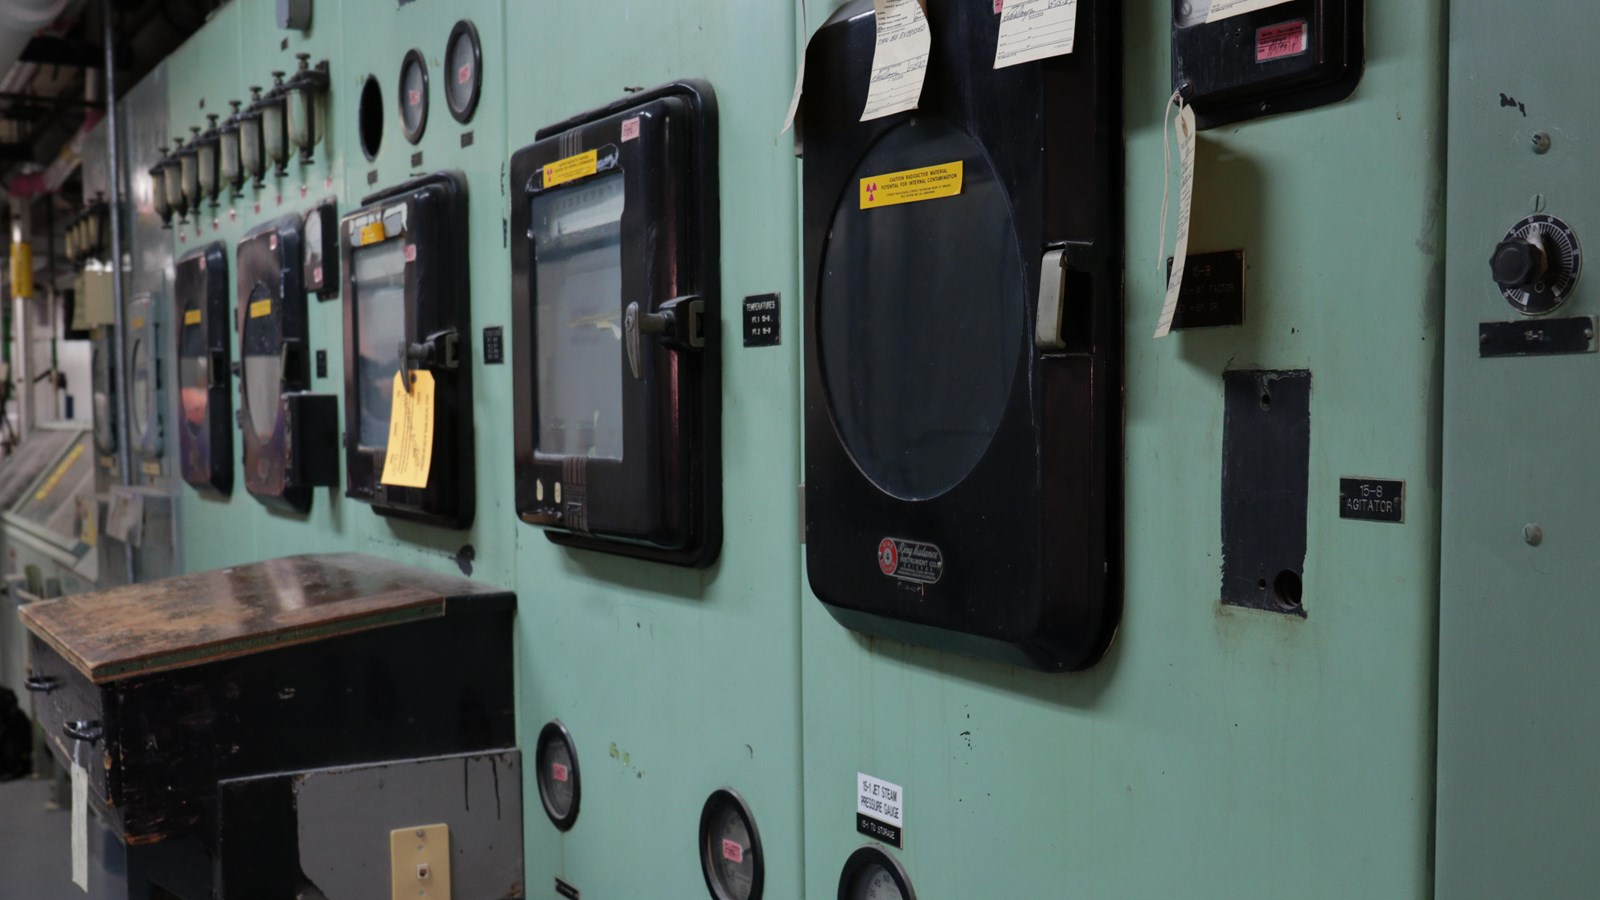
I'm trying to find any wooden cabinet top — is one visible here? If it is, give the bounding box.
[20,553,514,684]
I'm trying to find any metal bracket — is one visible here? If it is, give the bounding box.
[398,329,461,392]
[1035,247,1068,350]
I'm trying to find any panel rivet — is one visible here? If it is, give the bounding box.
[1531,132,1552,154]
[1524,523,1543,546]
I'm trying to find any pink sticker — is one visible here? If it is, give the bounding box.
[551,762,569,783]
[229,209,237,221]
[1256,21,1307,62]
[458,64,472,85]
[621,117,640,142]
[405,244,418,263]
[313,266,323,283]
[276,194,283,207]
[253,202,261,215]
[721,839,744,865]
[326,175,335,191]
[269,234,278,250]
[409,89,422,107]
[199,256,205,270]
[300,185,308,199]
[993,0,1002,11]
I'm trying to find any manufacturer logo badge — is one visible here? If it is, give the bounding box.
[876,537,943,585]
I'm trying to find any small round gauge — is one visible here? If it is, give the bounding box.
[1492,213,1583,316]
[398,48,429,145]
[699,788,764,900]
[444,20,482,124]
[837,846,916,900]
[535,720,581,830]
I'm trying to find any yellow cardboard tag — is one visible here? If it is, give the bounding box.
[77,496,96,548]
[543,149,598,188]
[184,308,202,326]
[35,444,85,502]
[860,161,964,210]
[249,298,273,319]
[130,316,145,330]
[380,370,435,489]
[358,221,387,246]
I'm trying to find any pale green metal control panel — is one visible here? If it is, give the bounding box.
[117,0,1458,896]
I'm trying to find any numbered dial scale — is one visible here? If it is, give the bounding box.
[837,846,917,900]
[236,214,339,513]
[699,788,763,900]
[1493,214,1583,315]
[801,0,1122,670]
[399,48,428,144]
[340,172,473,528]
[510,81,722,567]
[176,243,232,495]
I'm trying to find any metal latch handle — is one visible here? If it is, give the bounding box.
[624,295,705,380]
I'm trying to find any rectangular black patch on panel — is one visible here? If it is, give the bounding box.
[482,326,504,364]
[1479,316,1597,358]
[1339,477,1404,523]
[1167,250,1244,329]
[315,349,327,379]
[1221,370,1310,616]
[743,293,780,347]
[857,814,902,848]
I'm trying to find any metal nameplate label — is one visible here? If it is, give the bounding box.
[1339,477,1404,524]
[877,537,943,585]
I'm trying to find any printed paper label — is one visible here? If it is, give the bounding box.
[1256,20,1307,62]
[249,298,273,319]
[1206,0,1291,23]
[1154,104,1197,338]
[379,370,435,489]
[184,309,202,326]
[857,772,904,828]
[543,149,599,188]
[860,0,932,122]
[621,117,640,142]
[994,0,1078,69]
[859,161,963,210]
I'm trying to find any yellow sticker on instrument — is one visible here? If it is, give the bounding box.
[379,370,435,489]
[543,149,598,188]
[184,309,202,326]
[860,161,964,210]
[35,443,85,502]
[249,298,272,319]
[358,221,387,246]
[130,317,145,330]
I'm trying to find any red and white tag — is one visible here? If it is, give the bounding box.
[409,89,422,107]
[457,63,472,85]
[551,762,569,783]
[1256,20,1307,62]
[621,117,640,142]
[404,244,418,263]
[721,839,744,864]
[992,0,1002,12]
[269,234,278,251]
[313,266,323,284]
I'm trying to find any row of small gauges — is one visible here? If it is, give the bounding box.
[376,19,484,154]
[65,198,110,264]
[150,53,330,227]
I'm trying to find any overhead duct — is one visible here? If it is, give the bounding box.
[0,0,72,89]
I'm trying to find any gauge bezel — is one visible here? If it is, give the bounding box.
[444,19,483,124]
[698,787,764,900]
[398,48,430,145]
[837,845,916,900]
[535,719,581,831]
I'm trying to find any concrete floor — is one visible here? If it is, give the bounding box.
[0,775,83,899]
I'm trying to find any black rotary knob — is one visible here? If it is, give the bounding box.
[1491,237,1548,290]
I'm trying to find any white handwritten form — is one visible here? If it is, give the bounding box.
[1206,0,1291,24]
[994,0,1079,69]
[860,0,932,122]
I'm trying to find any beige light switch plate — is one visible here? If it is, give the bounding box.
[390,823,451,900]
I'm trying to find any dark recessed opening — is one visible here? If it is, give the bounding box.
[359,75,383,160]
[1273,569,1303,609]
[1259,392,1272,409]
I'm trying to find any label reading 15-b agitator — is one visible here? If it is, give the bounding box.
[1339,477,1405,524]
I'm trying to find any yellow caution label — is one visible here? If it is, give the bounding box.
[140,460,162,477]
[35,444,85,502]
[860,161,964,210]
[379,370,435,489]
[358,221,387,246]
[543,149,598,188]
[249,298,273,319]
[184,309,202,326]
[77,495,95,548]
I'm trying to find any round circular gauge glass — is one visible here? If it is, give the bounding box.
[444,20,482,123]
[534,720,580,830]
[817,118,1025,502]
[398,49,429,144]
[242,282,283,441]
[131,338,152,441]
[699,788,763,900]
[837,846,916,900]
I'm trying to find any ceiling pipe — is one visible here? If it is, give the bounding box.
[0,0,72,93]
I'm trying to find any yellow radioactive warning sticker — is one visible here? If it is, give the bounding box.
[860,161,964,210]
[543,149,598,188]
[184,309,202,326]
[35,444,85,502]
[358,221,387,246]
[380,370,435,489]
[249,298,272,319]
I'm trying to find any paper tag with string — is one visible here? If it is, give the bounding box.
[379,370,435,489]
[1154,92,1197,338]
[780,0,810,134]
[71,741,88,890]
[860,0,932,122]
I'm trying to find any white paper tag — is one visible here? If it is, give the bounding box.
[1206,0,1291,23]
[860,0,932,122]
[856,772,904,828]
[71,760,88,890]
[780,0,810,134]
[105,489,145,547]
[993,0,1078,69]
[1154,103,1197,339]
